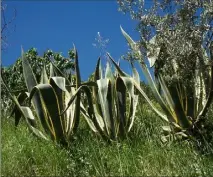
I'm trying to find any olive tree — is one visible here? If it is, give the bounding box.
[118,0,213,75]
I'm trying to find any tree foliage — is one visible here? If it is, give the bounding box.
[118,0,213,83]
[2,48,75,91]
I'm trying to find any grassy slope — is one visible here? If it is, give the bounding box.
[2,104,213,176]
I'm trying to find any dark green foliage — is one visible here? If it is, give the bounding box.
[139,81,156,102]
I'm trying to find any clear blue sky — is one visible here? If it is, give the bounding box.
[2,1,143,80]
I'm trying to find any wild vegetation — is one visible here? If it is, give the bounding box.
[118,0,213,143]
[1,0,213,176]
[1,48,75,117]
[2,106,213,176]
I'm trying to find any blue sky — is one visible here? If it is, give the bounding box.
[2,1,142,80]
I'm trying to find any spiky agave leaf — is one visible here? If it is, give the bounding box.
[22,47,52,135]
[1,76,48,140]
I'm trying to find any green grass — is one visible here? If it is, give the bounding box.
[2,103,213,176]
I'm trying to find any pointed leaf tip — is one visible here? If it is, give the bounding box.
[21,46,24,54]
[72,43,76,50]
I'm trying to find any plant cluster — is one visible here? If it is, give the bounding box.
[1,25,213,147]
[1,48,75,116]
[120,26,213,142]
[117,0,213,141]
[1,0,213,147]
[1,44,141,145]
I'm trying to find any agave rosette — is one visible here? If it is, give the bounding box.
[63,57,139,141]
[1,47,82,145]
[120,26,213,139]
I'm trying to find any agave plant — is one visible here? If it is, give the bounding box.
[1,46,82,145]
[63,57,139,141]
[120,26,213,140]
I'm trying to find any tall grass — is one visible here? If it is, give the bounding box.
[2,102,213,176]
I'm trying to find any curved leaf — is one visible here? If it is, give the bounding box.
[29,84,65,142]
[22,48,50,135]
